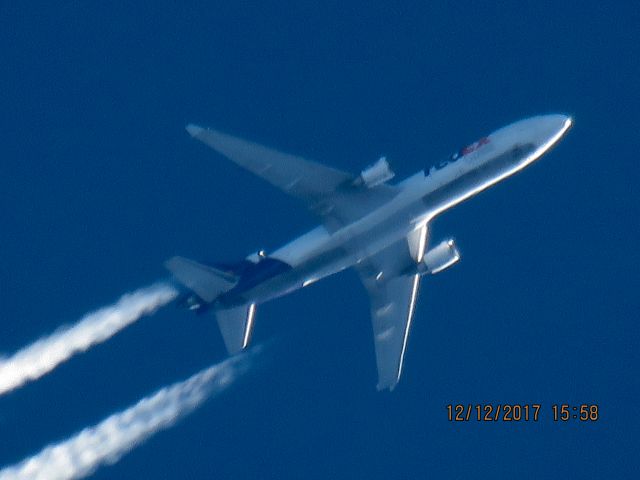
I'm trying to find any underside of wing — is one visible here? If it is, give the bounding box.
[356,226,428,390]
[186,125,399,229]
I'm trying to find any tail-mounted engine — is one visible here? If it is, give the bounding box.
[354,157,395,188]
[419,239,461,275]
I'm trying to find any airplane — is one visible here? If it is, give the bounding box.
[166,114,573,391]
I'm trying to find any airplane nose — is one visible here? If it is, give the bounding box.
[483,114,573,170]
[538,113,573,141]
[541,113,572,133]
[530,114,573,150]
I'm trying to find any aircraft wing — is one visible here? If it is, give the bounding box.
[355,226,428,390]
[186,125,398,229]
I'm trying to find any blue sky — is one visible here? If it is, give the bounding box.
[0,2,638,479]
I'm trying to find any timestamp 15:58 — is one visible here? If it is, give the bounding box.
[552,404,599,421]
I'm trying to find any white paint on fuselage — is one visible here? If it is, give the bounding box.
[270,225,331,266]
[417,114,573,222]
[249,115,572,304]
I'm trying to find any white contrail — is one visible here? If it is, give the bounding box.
[0,350,257,480]
[0,284,178,396]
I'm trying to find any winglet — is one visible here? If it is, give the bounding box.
[186,123,204,138]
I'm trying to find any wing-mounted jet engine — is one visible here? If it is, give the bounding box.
[419,239,461,275]
[353,157,395,188]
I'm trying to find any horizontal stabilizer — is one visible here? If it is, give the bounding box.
[216,303,257,354]
[164,256,237,303]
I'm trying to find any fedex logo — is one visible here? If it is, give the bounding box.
[451,137,490,161]
[461,137,490,155]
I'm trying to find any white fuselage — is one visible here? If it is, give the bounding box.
[230,114,572,306]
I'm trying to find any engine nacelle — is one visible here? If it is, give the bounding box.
[356,157,395,188]
[420,239,461,275]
